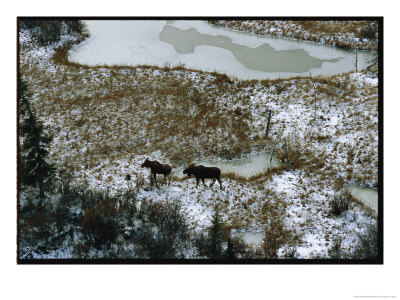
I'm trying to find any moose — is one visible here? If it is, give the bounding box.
[183,163,222,189]
[141,158,172,186]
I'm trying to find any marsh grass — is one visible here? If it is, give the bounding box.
[218,167,284,183]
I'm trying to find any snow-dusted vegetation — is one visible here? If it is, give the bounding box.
[207,20,378,51]
[18,19,379,260]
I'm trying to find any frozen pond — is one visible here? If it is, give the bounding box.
[232,230,264,245]
[69,20,373,80]
[346,184,378,213]
[198,152,281,179]
[174,152,280,179]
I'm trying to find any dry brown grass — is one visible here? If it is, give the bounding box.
[296,21,362,37]
[257,190,301,258]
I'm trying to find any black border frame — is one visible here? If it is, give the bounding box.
[16,16,383,265]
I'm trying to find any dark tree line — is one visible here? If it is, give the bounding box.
[19,19,86,46]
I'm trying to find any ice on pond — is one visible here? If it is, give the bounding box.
[173,152,281,179]
[346,184,378,213]
[197,152,280,179]
[232,230,264,245]
[69,20,373,80]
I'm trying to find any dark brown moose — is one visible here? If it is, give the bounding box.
[141,158,172,186]
[183,163,222,189]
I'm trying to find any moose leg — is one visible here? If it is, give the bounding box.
[149,173,154,186]
[168,174,171,186]
[153,172,158,186]
[196,178,200,188]
[217,178,223,189]
[201,178,206,187]
[210,178,216,187]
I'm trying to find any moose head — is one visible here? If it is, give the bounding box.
[183,163,195,177]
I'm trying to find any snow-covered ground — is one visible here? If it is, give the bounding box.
[18,24,378,259]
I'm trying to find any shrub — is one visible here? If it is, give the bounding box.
[21,207,52,236]
[262,219,286,258]
[329,192,350,216]
[20,19,88,46]
[273,134,308,170]
[81,206,118,249]
[328,237,345,259]
[18,204,72,258]
[35,20,63,46]
[174,61,186,70]
[211,73,232,85]
[80,194,124,249]
[72,240,93,259]
[193,209,235,259]
[163,61,171,72]
[208,209,224,259]
[58,169,76,204]
[64,20,86,35]
[328,222,379,259]
[233,106,242,116]
[224,236,235,259]
[275,82,287,95]
[230,236,251,258]
[135,174,145,191]
[134,199,189,258]
[193,233,209,257]
[361,22,378,41]
[20,20,41,30]
[260,195,297,259]
[352,222,378,259]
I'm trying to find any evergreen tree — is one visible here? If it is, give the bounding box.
[208,209,224,259]
[19,79,55,206]
[224,236,235,259]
